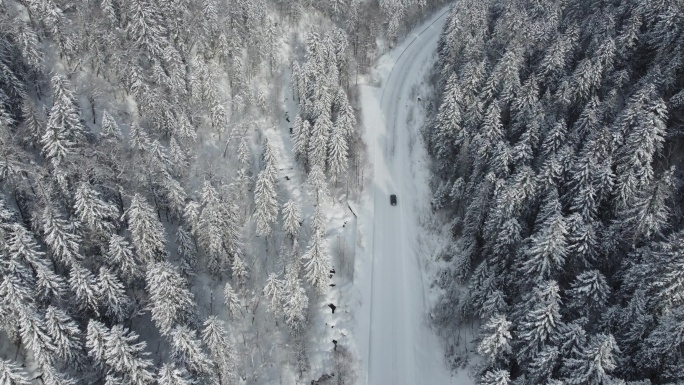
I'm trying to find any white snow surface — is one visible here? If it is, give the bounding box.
[353,5,474,385]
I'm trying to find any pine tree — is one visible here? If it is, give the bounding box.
[550,322,586,365]
[307,164,329,204]
[223,282,241,318]
[542,120,568,159]
[237,138,252,201]
[311,205,326,235]
[253,169,278,237]
[74,182,118,239]
[86,320,109,366]
[146,262,195,335]
[303,229,331,293]
[174,114,197,144]
[566,214,598,271]
[293,115,311,160]
[614,93,666,210]
[41,75,85,168]
[100,110,122,140]
[570,97,602,145]
[169,138,188,178]
[620,167,674,243]
[490,141,512,178]
[481,290,508,320]
[21,97,44,147]
[566,270,610,319]
[6,223,64,299]
[263,272,284,316]
[0,358,31,385]
[635,306,684,379]
[97,266,129,321]
[520,198,567,281]
[107,235,139,281]
[0,276,33,336]
[196,181,242,272]
[433,75,463,166]
[103,324,155,384]
[196,181,228,270]
[0,197,15,228]
[643,232,684,311]
[536,149,566,192]
[169,325,212,375]
[466,261,498,320]
[327,124,348,182]
[538,26,577,78]
[517,280,563,358]
[617,290,652,361]
[38,267,67,304]
[511,128,535,166]
[528,345,560,384]
[563,334,620,385]
[14,21,42,71]
[104,375,123,385]
[149,139,171,172]
[176,227,196,276]
[129,123,152,155]
[42,205,83,267]
[282,199,302,239]
[39,362,77,385]
[474,103,504,170]
[263,139,278,182]
[160,173,187,221]
[283,265,308,333]
[69,263,100,312]
[201,316,236,384]
[534,188,562,230]
[18,308,55,365]
[126,194,167,264]
[478,314,512,363]
[125,0,167,57]
[480,369,511,385]
[308,111,331,168]
[44,305,81,363]
[334,88,356,138]
[157,364,192,385]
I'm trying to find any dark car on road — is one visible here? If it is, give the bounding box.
[390,194,397,206]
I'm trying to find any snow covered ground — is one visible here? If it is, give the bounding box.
[352,5,475,385]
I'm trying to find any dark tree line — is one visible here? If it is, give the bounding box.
[428,0,684,384]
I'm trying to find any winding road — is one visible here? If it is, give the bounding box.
[355,6,462,385]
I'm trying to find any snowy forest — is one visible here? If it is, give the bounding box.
[0,0,450,383]
[429,0,684,384]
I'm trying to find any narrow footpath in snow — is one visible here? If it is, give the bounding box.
[353,6,473,385]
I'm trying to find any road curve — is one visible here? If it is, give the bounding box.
[357,7,455,385]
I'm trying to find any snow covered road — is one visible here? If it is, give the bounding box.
[354,6,470,385]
